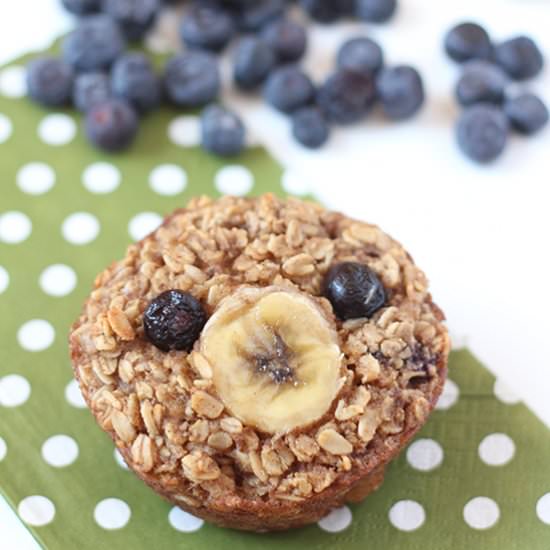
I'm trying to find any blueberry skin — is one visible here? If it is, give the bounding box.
[85,99,139,152]
[26,57,74,107]
[376,65,425,120]
[291,107,330,149]
[337,36,384,77]
[456,104,509,163]
[111,53,161,114]
[494,36,544,80]
[300,0,355,23]
[234,0,285,31]
[164,52,220,108]
[181,4,235,52]
[356,0,397,23]
[444,22,493,63]
[264,66,315,113]
[62,15,126,72]
[233,37,276,91]
[61,0,101,15]
[504,93,549,135]
[72,72,111,112]
[261,18,307,63]
[101,0,161,41]
[201,104,246,156]
[455,60,508,107]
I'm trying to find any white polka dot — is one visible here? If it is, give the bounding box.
[0,437,6,461]
[0,211,32,244]
[281,169,310,196]
[0,113,13,143]
[493,378,521,405]
[0,374,31,407]
[435,379,459,410]
[82,162,121,194]
[406,438,444,471]
[0,265,8,294]
[478,433,515,466]
[41,435,79,468]
[18,496,55,526]
[128,212,162,241]
[17,319,55,352]
[114,449,129,470]
[215,165,254,196]
[536,493,550,525]
[62,212,100,245]
[389,500,425,532]
[94,498,131,530]
[38,113,76,146]
[17,163,56,195]
[65,379,86,409]
[168,507,204,533]
[317,506,352,533]
[149,164,187,196]
[463,497,500,530]
[168,116,201,147]
[39,264,77,297]
[0,66,26,98]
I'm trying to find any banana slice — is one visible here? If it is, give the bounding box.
[199,286,344,435]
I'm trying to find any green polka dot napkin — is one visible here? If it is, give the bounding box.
[1,50,550,550]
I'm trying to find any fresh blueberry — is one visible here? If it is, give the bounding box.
[376,65,424,119]
[444,22,493,63]
[181,4,235,52]
[317,69,376,124]
[356,0,397,23]
[26,57,74,107]
[323,262,386,320]
[455,60,508,107]
[300,0,354,23]
[101,0,160,41]
[85,99,139,152]
[261,18,307,63]
[456,103,509,163]
[264,66,315,113]
[494,35,544,80]
[61,0,101,14]
[201,104,246,156]
[111,53,161,114]
[337,36,384,77]
[72,72,111,112]
[144,290,207,352]
[233,36,276,91]
[292,107,330,148]
[62,15,126,72]
[234,0,285,31]
[164,51,220,107]
[504,93,549,135]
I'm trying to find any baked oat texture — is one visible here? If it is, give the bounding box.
[70,194,450,532]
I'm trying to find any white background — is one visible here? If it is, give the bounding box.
[0,0,549,547]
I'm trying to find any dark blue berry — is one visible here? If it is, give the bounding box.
[235,0,285,31]
[72,72,111,112]
[337,36,384,77]
[323,262,386,320]
[26,57,74,107]
[292,107,330,149]
[376,65,424,120]
[444,22,493,63]
[201,104,246,156]
[62,0,101,14]
[504,93,549,135]
[233,37,275,91]
[144,290,207,352]
[261,18,307,63]
[494,36,544,81]
[164,52,220,107]
[111,53,161,114]
[455,60,508,107]
[300,0,354,23]
[356,0,397,23]
[85,99,139,152]
[456,104,508,163]
[101,0,160,41]
[264,66,315,113]
[62,15,126,72]
[181,4,235,52]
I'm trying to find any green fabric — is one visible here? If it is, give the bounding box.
[1,52,550,550]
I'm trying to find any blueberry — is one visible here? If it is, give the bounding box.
[234,0,285,31]
[504,93,549,135]
[233,37,276,91]
[61,0,101,14]
[456,104,509,163]
[455,60,508,107]
[101,0,160,41]
[164,51,220,107]
[323,262,386,320]
[376,65,424,120]
[337,36,384,77]
[261,18,307,63]
[111,53,161,114]
[356,0,397,23]
[291,107,330,148]
[317,69,376,124]
[494,36,544,80]
[144,290,207,352]
[300,0,354,23]
[201,104,246,156]
[264,66,315,113]
[85,99,139,152]
[444,22,493,63]
[26,57,74,107]
[62,15,126,72]
[181,4,235,52]
[72,72,111,112]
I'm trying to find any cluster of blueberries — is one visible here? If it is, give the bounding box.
[445,22,548,163]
